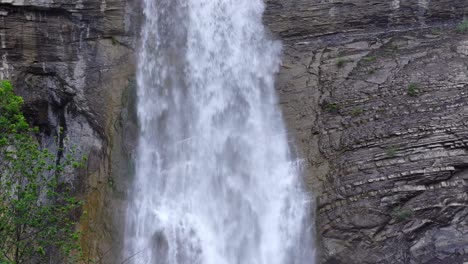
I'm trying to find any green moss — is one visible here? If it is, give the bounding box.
[392,207,413,221]
[111,36,119,46]
[324,103,339,113]
[351,108,363,117]
[430,27,442,35]
[407,83,419,97]
[456,20,468,34]
[336,58,349,68]
[386,146,397,157]
[363,56,376,63]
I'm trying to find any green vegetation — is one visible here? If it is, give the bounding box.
[111,36,118,46]
[407,83,419,97]
[392,207,413,221]
[351,108,363,117]
[430,27,442,35]
[367,68,376,75]
[0,81,86,263]
[386,146,397,157]
[363,56,376,63]
[336,58,349,68]
[456,20,468,34]
[324,103,339,113]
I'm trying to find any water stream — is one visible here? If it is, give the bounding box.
[124,1,315,263]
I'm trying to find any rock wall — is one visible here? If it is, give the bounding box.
[0,0,140,261]
[264,1,468,263]
[265,0,468,39]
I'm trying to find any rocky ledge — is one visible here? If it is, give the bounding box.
[266,1,468,263]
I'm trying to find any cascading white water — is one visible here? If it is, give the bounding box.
[124,0,315,263]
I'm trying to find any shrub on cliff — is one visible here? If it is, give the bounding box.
[456,20,468,34]
[0,80,86,263]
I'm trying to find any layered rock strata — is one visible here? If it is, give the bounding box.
[0,0,139,261]
[265,1,468,263]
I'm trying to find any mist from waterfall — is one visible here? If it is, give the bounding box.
[123,0,315,263]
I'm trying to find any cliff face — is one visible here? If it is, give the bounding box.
[0,0,140,261]
[2,0,468,263]
[264,1,468,263]
[264,0,468,38]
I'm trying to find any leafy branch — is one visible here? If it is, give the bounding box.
[0,80,88,263]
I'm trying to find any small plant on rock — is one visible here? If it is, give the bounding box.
[392,207,413,222]
[386,146,397,157]
[351,108,363,117]
[363,56,376,63]
[324,103,339,114]
[456,20,468,34]
[336,58,348,68]
[111,36,119,45]
[407,83,419,97]
[430,27,442,35]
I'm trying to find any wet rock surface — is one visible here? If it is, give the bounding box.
[266,3,468,262]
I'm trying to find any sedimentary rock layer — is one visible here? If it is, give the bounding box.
[0,0,139,261]
[265,1,468,263]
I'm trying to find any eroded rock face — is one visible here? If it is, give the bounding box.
[0,0,140,261]
[265,0,468,39]
[265,1,468,263]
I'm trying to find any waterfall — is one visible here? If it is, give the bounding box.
[123,0,315,263]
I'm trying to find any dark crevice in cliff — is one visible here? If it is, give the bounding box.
[53,104,68,166]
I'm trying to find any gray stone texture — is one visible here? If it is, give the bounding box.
[264,1,468,263]
[0,0,140,261]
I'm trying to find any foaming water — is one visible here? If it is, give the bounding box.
[124,1,315,263]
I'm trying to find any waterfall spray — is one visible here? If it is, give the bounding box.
[124,1,315,263]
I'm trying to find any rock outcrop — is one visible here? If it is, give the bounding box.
[2,0,468,263]
[264,1,468,263]
[0,0,140,261]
